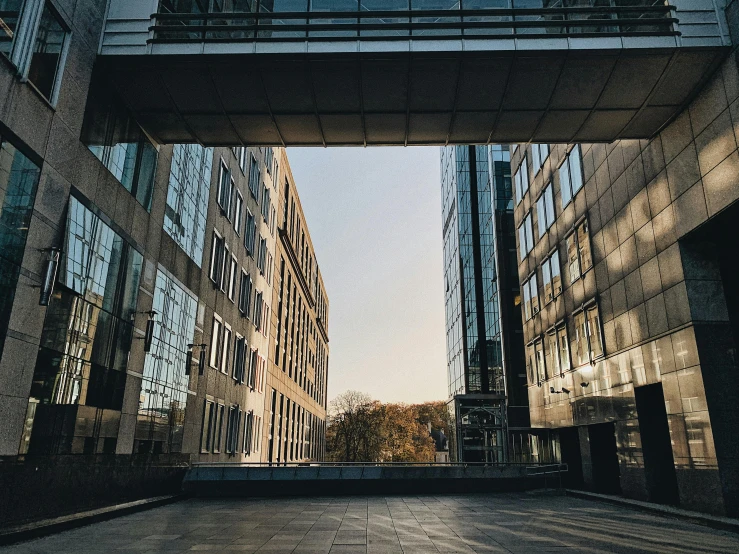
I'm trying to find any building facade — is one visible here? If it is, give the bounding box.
[0,0,327,466]
[441,144,546,464]
[511,49,739,515]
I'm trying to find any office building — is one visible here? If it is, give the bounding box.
[0,0,328,476]
[441,144,548,463]
[512,47,739,515]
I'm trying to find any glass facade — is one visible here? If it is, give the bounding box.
[164,144,213,266]
[134,269,197,454]
[153,0,674,40]
[0,135,41,363]
[24,196,143,454]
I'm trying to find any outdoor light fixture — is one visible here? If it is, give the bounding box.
[38,246,61,306]
[186,343,207,376]
[561,387,571,394]
[550,387,571,394]
[133,311,157,352]
[581,382,590,388]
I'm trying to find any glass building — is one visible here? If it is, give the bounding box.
[441,144,544,463]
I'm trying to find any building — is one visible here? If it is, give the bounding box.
[264,154,329,464]
[441,144,548,464]
[511,48,739,515]
[0,0,328,477]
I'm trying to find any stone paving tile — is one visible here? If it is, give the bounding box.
[4,494,739,554]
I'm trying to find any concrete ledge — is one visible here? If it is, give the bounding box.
[0,495,183,546]
[566,490,739,534]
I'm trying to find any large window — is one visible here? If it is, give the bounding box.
[572,303,604,367]
[225,406,241,455]
[531,143,549,176]
[233,336,247,383]
[248,154,260,199]
[514,154,529,205]
[518,211,534,260]
[201,400,215,453]
[228,254,237,302]
[217,160,234,216]
[522,273,539,321]
[541,250,562,304]
[27,2,68,102]
[536,182,555,238]
[545,323,570,378]
[559,145,584,207]
[0,135,41,364]
[254,290,263,331]
[245,209,256,255]
[239,270,252,318]
[261,187,271,222]
[257,234,267,274]
[209,232,225,287]
[566,219,593,284]
[164,144,212,266]
[234,191,243,235]
[210,315,223,369]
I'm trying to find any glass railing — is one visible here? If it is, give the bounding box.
[152,1,676,42]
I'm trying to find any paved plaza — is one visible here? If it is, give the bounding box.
[2,494,739,554]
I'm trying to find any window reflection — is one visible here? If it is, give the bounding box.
[24,196,143,455]
[135,270,197,454]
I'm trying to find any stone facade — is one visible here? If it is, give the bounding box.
[512,35,739,515]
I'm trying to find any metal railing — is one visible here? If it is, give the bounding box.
[149,6,677,43]
[191,461,566,468]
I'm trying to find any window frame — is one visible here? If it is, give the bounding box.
[542,248,562,304]
[514,153,529,205]
[565,217,593,284]
[559,145,584,208]
[209,315,222,369]
[572,301,604,368]
[234,191,243,235]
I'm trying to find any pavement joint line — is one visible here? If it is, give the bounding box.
[566,489,739,534]
[0,494,185,546]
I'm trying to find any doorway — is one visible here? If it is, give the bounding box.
[589,422,621,494]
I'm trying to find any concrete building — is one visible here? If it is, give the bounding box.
[511,29,739,515]
[0,0,328,474]
[441,144,548,464]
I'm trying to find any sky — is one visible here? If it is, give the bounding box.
[285,147,447,406]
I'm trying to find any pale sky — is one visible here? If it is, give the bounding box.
[285,147,447,405]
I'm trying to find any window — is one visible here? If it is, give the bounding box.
[541,250,562,304]
[559,145,584,207]
[209,315,222,368]
[262,304,270,338]
[221,323,232,375]
[217,160,233,216]
[234,192,243,235]
[239,270,252,318]
[209,232,225,287]
[27,2,68,103]
[546,323,570,378]
[228,255,237,302]
[535,339,546,384]
[266,252,273,286]
[518,212,534,260]
[233,335,246,383]
[566,219,593,284]
[221,245,230,293]
[248,155,260,199]
[233,146,246,173]
[200,400,215,453]
[244,410,254,454]
[257,235,267,274]
[536,182,555,238]
[265,147,274,175]
[245,209,256,255]
[248,348,259,389]
[254,290,263,331]
[213,403,224,453]
[225,406,241,455]
[522,273,539,321]
[270,205,276,236]
[572,303,604,368]
[262,187,271,222]
[531,143,549,176]
[514,154,529,205]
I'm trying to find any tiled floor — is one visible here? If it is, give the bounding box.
[2,493,739,554]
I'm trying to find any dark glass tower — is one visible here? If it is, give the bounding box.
[441,145,538,463]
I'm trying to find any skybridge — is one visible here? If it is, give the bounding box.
[98,1,730,146]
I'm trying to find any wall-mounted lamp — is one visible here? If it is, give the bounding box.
[39,247,61,306]
[133,311,157,352]
[187,343,207,376]
[550,386,571,394]
[581,382,590,388]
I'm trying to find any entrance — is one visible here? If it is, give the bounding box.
[589,422,621,494]
[635,383,679,504]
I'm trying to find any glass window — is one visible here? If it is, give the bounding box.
[536,182,555,238]
[557,324,570,374]
[523,276,532,321]
[546,329,558,378]
[254,290,263,331]
[569,145,584,195]
[222,323,232,375]
[164,145,213,266]
[209,232,224,286]
[234,192,243,235]
[587,303,604,360]
[526,342,536,385]
[542,249,562,304]
[221,245,230,293]
[27,2,68,102]
[514,154,529,205]
[530,272,539,316]
[0,0,23,58]
[245,209,256,255]
[217,160,232,215]
[559,155,572,207]
[213,404,224,453]
[572,310,587,368]
[228,255,237,302]
[566,231,580,285]
[210,316,222,368]
[201,400,214,453]
[248,155,260,199]
[239,270,252,318]
[531,143,549,175]
[577,219,592,273]
[524,212,534,253]
[535,338,546,383]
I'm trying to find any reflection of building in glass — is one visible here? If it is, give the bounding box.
[441,145,548,464]
[24,196,143,454]
[135,270,197,454]
[164,144,213,266]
